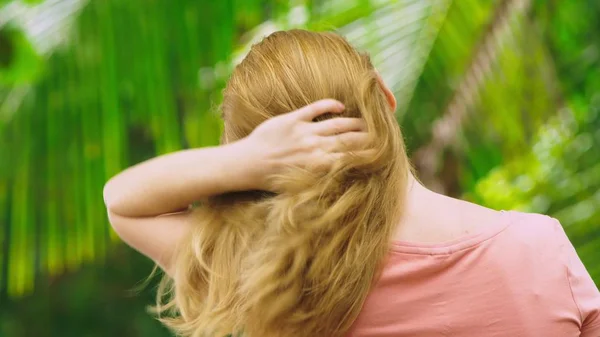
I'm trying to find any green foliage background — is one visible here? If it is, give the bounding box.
[0,0,598,336]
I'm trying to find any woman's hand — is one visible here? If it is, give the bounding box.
[242,99,370,190]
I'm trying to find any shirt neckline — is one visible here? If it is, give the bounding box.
[389,210,514,255]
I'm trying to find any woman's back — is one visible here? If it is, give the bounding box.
[348,210,600,337]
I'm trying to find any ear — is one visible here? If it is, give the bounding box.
[376,73,397,112]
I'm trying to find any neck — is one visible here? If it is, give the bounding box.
[396,170,501,243]
[396,172,452,233]
[405,172,437,203]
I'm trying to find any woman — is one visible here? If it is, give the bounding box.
[104,30,600,337]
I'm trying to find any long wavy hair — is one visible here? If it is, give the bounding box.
[153,29,411,337]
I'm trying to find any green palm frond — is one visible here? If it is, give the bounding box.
[413,0,561,192]
[0,0,86,119]
[338,0,452,114]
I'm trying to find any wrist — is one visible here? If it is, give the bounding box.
[224,138,272,191]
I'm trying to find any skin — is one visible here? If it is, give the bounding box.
[104,81,500,275]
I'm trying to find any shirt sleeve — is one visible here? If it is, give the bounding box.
[553,218,600,337]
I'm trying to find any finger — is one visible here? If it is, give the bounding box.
[293,99,345,121]
[311,149,377,172]
[321,132,372,152]
[311,118,367,136]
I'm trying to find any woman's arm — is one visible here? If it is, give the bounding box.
[103,142,262,218]
[103,99,368,274]
[103,142,263,274]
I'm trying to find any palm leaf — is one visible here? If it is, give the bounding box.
[0,0,86,120]
[412,0,537,190]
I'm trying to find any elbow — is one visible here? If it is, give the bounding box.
[103,179,124,234]
[103,178,123,215]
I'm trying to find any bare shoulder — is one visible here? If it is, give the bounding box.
[498,209,560,231]
[489,209,565,245]
[451,200,505,234]
[395,197,503,243]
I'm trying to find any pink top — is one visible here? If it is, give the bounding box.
[346,211,600,337]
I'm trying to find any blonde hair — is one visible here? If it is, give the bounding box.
[154,29,411,337]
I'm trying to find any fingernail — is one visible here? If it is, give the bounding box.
[338,103,345,110]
